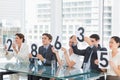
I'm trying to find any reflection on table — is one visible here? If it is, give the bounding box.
[0,62,104,80]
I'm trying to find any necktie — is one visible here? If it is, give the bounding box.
[43,47,47,58]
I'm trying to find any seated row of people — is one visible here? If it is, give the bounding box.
[4,33,120,80]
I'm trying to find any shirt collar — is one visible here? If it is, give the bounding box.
[43,44,50,49]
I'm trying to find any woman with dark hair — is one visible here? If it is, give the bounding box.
[107,36,120,80]
[5,33,29,80]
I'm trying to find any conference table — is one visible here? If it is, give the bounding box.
[0,61,104,80]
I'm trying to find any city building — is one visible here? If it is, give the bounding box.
[25,0,112,48]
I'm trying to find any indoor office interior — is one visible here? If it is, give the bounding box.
[0,0,120,80]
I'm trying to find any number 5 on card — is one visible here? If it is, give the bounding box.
[97,51,110,69]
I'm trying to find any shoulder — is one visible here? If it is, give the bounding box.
[115,50,120,60]
[49,44,53,48]
[38,46,44,49]
[118,50,120,56]
[118,48,120,52]
[22,43,28,48]
[22,43,27,45]
[47,44,53,50]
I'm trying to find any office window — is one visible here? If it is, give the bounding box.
[0,0,114,49]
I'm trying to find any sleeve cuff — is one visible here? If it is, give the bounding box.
[43,59,46,63]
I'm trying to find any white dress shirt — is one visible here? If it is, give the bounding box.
[5,43,29,63]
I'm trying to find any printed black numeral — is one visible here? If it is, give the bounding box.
[31,44,37,57]
[100,52,108,67]
[77,27,84,42]
[7,39,13,52]
[54,36,61,50]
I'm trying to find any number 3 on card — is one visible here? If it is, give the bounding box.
[77,27,84,42]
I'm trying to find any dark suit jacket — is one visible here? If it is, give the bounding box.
[72,44,107,72]
[38,44,57,66]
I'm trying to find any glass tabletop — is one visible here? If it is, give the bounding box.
[0,62,104,79]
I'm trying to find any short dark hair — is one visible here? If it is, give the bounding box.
[42,33,52,41]
[90,34,100,41]
[15,33,25,43]
[111,36,120,48]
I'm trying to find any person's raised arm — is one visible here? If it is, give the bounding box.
[71,35,86,56]
[62,47,75,68]
[51,47,62,66]
[84,37,93,46]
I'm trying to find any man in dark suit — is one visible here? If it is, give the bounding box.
[71,34,106,80]
[29,33,57,80]
[37,33,57,66]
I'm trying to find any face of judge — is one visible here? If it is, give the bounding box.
[15,35,23,45]
[69,38,74,47]
[42,35,51,45]
[109,38,120,50]
[89,34,100,47]
[90,38,99,46]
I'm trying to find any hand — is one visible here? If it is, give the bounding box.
[29,54,33,58]
[37,54,44,61]
[69,47,73,54]
[61,47,67,54]
[4,45,7,49]
[4,45,8,55]
[84,37,89,42]
[84,37,92,46]
[12,43,16,49]
[94,59,99,65]
[109,61,116,68]
[51,47,58,54]
[12,43,18,54]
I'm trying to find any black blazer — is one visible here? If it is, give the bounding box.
[72,44,106,72]
[38,44,57,66]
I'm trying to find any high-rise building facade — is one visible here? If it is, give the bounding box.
[0,0,24,46]
[25,0,51,45]
[25,0,112,48]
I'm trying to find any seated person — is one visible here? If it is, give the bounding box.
[5,33,29,80]
[52,35,83,70]
[29,33,57,80]
[71,34,106,72]
[106,36,120,80]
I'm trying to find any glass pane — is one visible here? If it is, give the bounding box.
[25,0,51,44]
[0,0,113,52]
